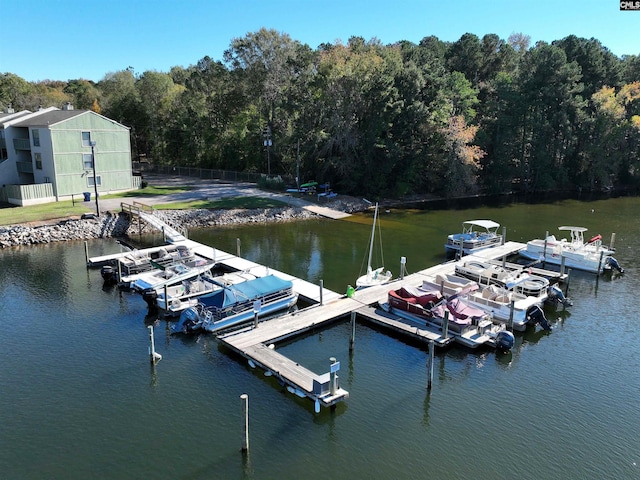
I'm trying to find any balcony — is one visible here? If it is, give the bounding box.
[13,138,31,151]
[16,161,33,174]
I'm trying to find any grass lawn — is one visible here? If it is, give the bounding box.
[0,183,290,226]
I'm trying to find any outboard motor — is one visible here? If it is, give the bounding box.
[604,257,624,274]
[172,306,201,334]
[142,288,158,309]
[526,305,552,331]
[547,285,573,306]
[495,330,515,351]
[100,265,118,285]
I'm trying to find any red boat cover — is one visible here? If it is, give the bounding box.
[431,297,483,324]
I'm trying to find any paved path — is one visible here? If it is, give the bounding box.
[97,173,351,219]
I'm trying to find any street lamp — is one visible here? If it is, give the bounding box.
[90,141,99,216]
[263,126,272,176]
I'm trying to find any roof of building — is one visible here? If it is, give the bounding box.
[6,107,129,130]
[10,109,89,127]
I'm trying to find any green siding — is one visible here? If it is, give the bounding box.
[49,112,132,196]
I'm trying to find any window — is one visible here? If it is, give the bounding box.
[83,153,93,170]
[82,131,91,147]
[32,129,40,147]
[87,175,102,187]
[34,153,42,170]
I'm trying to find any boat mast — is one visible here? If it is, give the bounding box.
[366,203,378,275]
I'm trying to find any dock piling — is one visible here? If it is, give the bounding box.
[253,300,261,328]
[237,238,241,257]
[400,257,406,280]
[509,300,515,330]
[610,233,616,249]
[442,310,449,340]
[240,394,249,452]
[148,325,162,364]
[84,241,89,266]
[319,280,324,306]
[350,311,356,352]
[164,285,169,313]
[426,340,435,390]
[329,357,339,396]
[597,251,604,275]
[502,226,506,245]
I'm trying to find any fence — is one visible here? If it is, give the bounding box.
[0,183,55,206]
[152,165,294,185]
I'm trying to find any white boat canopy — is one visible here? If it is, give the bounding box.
[463,220,501,230]
[558,226,588,232]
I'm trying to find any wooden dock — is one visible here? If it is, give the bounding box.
[87,207,567,411]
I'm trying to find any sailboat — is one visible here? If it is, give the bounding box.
[355,202,392,288]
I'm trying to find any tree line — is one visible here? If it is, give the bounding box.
[2,29,640,198]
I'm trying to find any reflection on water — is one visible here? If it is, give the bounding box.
[1,196,640,479]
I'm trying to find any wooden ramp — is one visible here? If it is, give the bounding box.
[302,204,351,220]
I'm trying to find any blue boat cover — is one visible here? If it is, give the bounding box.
[200,275,292,309]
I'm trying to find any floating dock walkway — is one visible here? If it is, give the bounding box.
[88,204,567,410]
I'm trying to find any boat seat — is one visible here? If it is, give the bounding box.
[482,289,497,300]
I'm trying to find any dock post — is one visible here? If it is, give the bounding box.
[502,226,506,245]
[443,311,449,340]
[560,256,566,276]
[597,251,604,275]
[237,238,241,257]
[164,284,169,313]
[509,300,515,330]
[543,232,549,266]
[162,227,165,243]
[350,311,356,352]
[148,325,162,364]
[117,259,122,283]
[400,257,406,280]
[329,357,339,396]
[84,241,89,265]
[565,268,571,296]
[240,394,249,453]
[610,233,616,249]
[426,340,435,390]
[319,280,324,305]
[502,255,506,268]
[253,300,261,328]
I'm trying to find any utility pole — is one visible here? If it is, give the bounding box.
[90,141,99,216]
[263,125,272,176]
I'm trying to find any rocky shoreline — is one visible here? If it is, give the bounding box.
[0,197,370,249]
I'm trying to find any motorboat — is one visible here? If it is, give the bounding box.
[445,220,503,257]
[171,274,298,334]
[385,286,514,350]
[100,244,195,284]
[129,259,215,293]
[423,273,553,332]
[356,202,392,288]
[519,226,624,274]
[454,259,550,299]
[144,270,258,315]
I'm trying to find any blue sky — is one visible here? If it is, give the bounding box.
[2,0,639,83]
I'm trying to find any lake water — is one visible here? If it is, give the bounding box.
[1,196,639,479]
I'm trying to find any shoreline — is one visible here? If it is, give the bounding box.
[0,204,349,249]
